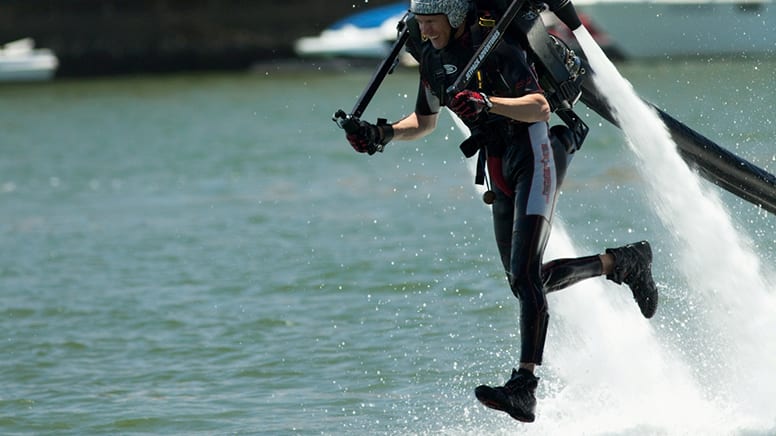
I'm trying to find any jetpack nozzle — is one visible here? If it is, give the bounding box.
[544,0,582,30]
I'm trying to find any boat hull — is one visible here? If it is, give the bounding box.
[0,53,58,81]
[0,39,59,82]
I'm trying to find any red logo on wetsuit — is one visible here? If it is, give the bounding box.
[541,142,552,203]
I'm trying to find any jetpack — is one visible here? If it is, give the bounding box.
[333,0,776,215]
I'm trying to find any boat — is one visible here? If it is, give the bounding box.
[294,3,620,62]
[573,0,776,59]
[296,0,775,62]
[0,38,59,82]
[294,4,409,59]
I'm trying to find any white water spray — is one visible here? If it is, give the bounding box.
[571,25,776,430]
[451,111,717,434]
[447,24,776,432]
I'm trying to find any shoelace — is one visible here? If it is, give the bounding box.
[504,375,537,393]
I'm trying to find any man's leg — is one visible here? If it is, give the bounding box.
[479,121,558,423]
[542,255,604,293]
[541,243,658,318]
[482,189,548,423]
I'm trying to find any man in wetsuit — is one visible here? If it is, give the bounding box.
[344,0,658,423]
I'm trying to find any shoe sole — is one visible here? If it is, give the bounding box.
[632,242,658,318]
[475,388,535,423]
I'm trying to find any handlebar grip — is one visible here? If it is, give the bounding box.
[333,109,360,134]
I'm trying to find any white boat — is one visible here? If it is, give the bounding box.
[294,0,776,62]
[0,38,59,82]
[574,0,776,58]
[294,4,408,59]
[294,3,619,61]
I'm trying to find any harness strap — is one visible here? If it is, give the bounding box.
[460,8,517,200]
[487,155,514,198]
[461,131,514,199]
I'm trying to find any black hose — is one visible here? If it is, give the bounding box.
[579,75,776,215]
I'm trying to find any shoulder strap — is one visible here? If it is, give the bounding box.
[405,15,423,63]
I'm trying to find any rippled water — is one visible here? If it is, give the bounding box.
[2,58,776,434]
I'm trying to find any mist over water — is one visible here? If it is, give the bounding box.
[567,26,776,432]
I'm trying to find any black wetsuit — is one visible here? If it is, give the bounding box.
[409,21,602,365]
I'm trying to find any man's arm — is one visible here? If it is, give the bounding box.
[344,111,438,154]
[488,93,551,123]
[449,90,551,124]
[390,112,439,141]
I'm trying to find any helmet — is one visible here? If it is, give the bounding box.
[410,0,470,28]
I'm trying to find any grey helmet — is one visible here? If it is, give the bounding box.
[410,0,470,28]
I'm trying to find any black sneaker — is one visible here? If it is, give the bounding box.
[475,368,539,423]
[606,240,658,318]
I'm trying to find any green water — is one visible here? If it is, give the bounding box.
[2,58,776,435]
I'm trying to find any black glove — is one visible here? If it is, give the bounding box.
[449,90,493,120]
[346,119,394,155]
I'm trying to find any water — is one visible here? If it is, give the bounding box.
[1,57,775,434]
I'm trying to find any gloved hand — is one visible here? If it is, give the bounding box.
[449,90,493,120]
[346,119,394,155]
